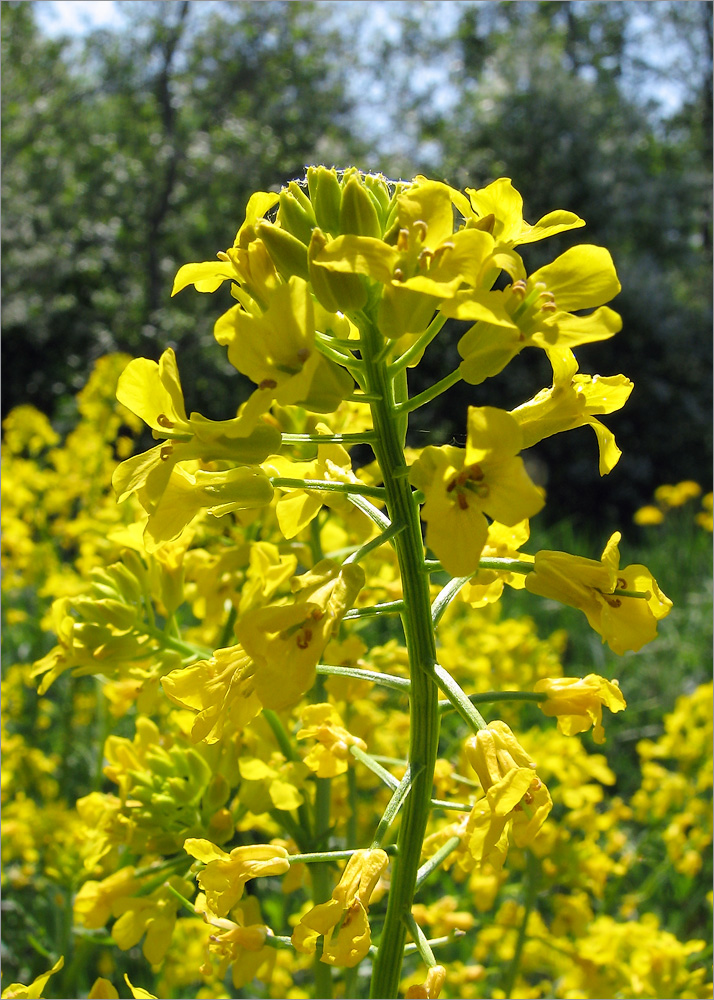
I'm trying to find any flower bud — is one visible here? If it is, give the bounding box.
[307,166,342,235]
[339,175,382,238]
[254,222,309,281]
[278,186,316,245]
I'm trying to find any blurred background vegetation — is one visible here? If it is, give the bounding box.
[2,0,711,527]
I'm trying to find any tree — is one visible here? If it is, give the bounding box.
[2,0,359,419]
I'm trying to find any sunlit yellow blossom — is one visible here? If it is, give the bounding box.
[404,964,447,999]
[184,838,290,918]
[533,674,626,743]
[454,176,585,248]
[1,957,64,999]
[110,876,191,965]
[236,560,364,710]
[162,644,261,743]
[198,896,276,990]
[464,721,552,867]
[113,348,280,516]
[449,243,621,385]
[214,276,353,416]
[237,753,308,813]
[292,849,389,966]
[511,348,632,474]
[297,703,367,777]
[262,429,366,538]
[410,407,543,577]
[74,866,140,929]
[124,977,158,1000]
[525,531,672,654]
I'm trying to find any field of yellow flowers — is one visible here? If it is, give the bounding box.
[1,170,711,1000]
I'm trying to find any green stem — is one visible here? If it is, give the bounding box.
[350,744,400,790]
[346,493,391,531]
[343,521,406,565]
[403,912,437,967]
[389,314,448,373]
[502,851,540,999]
[343,600,405,619]
[434,663,488,733]
[281,432,377,446]
[316,662,411,693]
[270,477,386,499]
[439,690,547,714]
[372,763,424,848]
[415,835,462,890]
[431,575,472,626]
[393,368,463,414]
[359,315,441,1000]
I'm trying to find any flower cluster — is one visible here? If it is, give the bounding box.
[1,169,702,1000]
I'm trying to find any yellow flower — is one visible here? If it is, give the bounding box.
[654,480,702,507]
[404,965,447,999]
[162,644,261,743]
[449,244,621,385]
[263,429,365,538]
[236,560,364,710]
[410,407,543,577]
[112,349,279,544]
[525,532,672,654]
[87,979,119,1000]
[533,674,627,744]
[454,176,585,248]
[74,866,140,929]
[184,838,290,918]
[110,876,190,965]
[1,957,64,999]
[138,463,274,550]
[198,896,276,990]
[510,348,633,475]
[214,275,353,416]
[634,504,665,526]
[291,849,389,966]
[297,703,367,777]
[464,721,552,867]
[237,754,308,813]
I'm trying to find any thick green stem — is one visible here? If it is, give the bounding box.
[359,315,440,1000]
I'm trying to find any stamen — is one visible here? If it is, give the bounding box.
[414,220,428,242]
[160,445,173,461]
[156,413,175,429]
[259,379,278,390]
[296,628,313,649]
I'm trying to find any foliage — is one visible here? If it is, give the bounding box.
[2,168,711,1000]
[1,0,357,420]
[1,1,711,527]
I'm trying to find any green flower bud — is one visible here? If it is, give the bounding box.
[339,175,382,238]
[307,166,342,235]
[202,773,231,815]
[278,187,316,245]
[255,221,309,281]
[73,597,137,631]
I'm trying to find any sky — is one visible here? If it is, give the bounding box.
[34,0,123,36]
